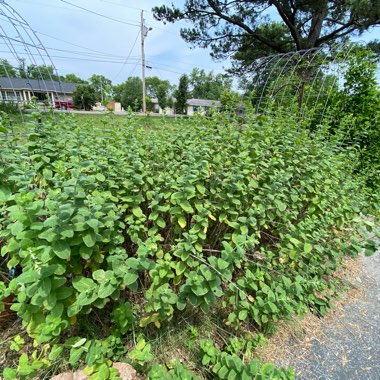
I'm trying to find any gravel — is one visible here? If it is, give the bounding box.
[277,250,380,380]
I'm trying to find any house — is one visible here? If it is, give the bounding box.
[149,98,221,116]
[187,98,221,116]
[150,98,175,115]
[0,77,77,107]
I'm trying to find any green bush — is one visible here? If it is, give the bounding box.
[0,111,378,378]
[328,48,380,192]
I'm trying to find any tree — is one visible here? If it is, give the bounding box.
[73,84,97,110]
[62,73,87,84]
[153,1,380,74]
[367,39,380,60]
[189,68,232,99]
[113,77,142,111]
[146,76,173,110]
[89,74,112,104]
[0,59,17,77]
[26,64,59,80]
[174,74,189,114]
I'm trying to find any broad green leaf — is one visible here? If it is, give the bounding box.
[0,186,11,205]
[38,229,57,242]
[132,207,144,218]
[98,283,116,298]
[274,200,286,212]
[72,277,96,293]
[304,243,313,254]
[48,345,63,361]
[95,173,106,182]
[123,272,138,286]
[178,200,193,213]
[14,270,40,284]
[86,219,99,230]
[69,347,85,365]
[52,240,71,259]
[83,231,96,247]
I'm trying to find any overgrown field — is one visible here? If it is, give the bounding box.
[0,111,378,379]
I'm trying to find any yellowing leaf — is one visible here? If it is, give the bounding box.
[178,216,187,228]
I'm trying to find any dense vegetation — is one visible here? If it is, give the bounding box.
[0,107,378,378]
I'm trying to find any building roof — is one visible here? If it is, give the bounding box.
[187,98,221,107]
[0,77,77,93]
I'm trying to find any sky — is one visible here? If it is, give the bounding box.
[0,0,379,86]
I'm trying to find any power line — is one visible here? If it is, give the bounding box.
[35,31,125,57]
[0,49,140,64]
[113,31,140,81]
[95,0,150,13]
[0,41,138,60]
[60,0,140,28]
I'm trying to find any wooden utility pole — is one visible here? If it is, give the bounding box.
[141,10,146,113]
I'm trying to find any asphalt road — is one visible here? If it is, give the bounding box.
[275,250,380,380]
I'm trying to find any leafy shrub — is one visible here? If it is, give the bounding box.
[328,48,380,192]
[0,111,378,378]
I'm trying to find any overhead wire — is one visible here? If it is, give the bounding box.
[0,1,224,84]
[113,30,140,81]
[59,0,140,27]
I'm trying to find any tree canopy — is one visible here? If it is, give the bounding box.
[153,1,380,73]
[189,68,232,99]
[174,74,189,114]
[0,59,17,77]
[89,74,112,104]
[146,76,173,109]
[72,84,97,111]
[113,77,143,111]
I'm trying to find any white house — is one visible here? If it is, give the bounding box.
[187,98,221,116]
[150,98,175,115]
[150,97,221,116]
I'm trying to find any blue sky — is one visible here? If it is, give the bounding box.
[1,0,379,86]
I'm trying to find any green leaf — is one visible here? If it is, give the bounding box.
[52,240,71,259]
[0,186,11,205]
[132,207,144,218]
[217,258,229,270]
[3,368,17,380]
[196,184,206,195]
[86,219,99,230]
[123,272,138,286]
[304,243,313,254]
[178,200,194,213]
[218,365,229,379]
[48,345,63,361]
[238,309,248,320]
[72,338,87,348]
[13,270,40,284]
[38,229,57,242]
[95,173,106,182]
[274,200,286,212]
[83,231,96,247]
[73,277,96,293]
[98,283,116,298]
[69,347,85,365]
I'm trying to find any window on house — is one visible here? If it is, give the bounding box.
[0,90,21,101]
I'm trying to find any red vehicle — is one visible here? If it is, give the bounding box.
[55,100,75,110]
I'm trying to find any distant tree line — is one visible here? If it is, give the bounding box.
[0,57,236,113]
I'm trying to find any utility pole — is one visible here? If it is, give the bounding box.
[141,10,146,114]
